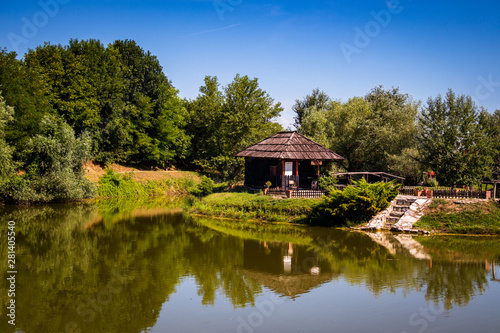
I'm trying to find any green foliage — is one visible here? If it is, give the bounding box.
[386,147,422,185]
[192,192,318,222]
[292,88,330,131]
[318,174,338,192]
[0,48,55,148]
[22,39,190,167]
[299,86,419,174]
[423,177,439,188]
[98,168,199,198]
[484,109,500,174]
[308,179,401,227]
[196,176,215,196]
[186,75,284,181]
[0,91,15,180]
[415,200,500,235]
[417,90,495,186]
[0,116,95,202]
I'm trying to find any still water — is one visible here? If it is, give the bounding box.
[1,197,499,333]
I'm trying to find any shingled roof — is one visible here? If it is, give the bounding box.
[235,131,344,160]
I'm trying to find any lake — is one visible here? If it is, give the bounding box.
[1,197,499,333]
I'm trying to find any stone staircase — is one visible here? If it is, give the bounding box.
[357,195,431,233]
[385,197,416,228]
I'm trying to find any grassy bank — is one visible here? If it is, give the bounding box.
[191,191,319,223]
[97,169,200,198]
[414,199,500,235]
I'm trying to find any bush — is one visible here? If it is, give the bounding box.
[307,179,400,227]
[0,116,96,202]
[195,176,214,196]
[423,177,439,188]
[318,175,338,191]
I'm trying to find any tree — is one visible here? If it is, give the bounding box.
[186,74,283,181]
[485,110,500,175]
[0,91,15,181]
[292,88,330,130]
[22,39,190,167]
[417,90,495,186]
[1,116,95,202]
[0,48,54,149]
[299,86,419,176]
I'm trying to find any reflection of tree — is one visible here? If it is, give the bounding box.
[0,203,264,333]
[420,262,488,310]
[0,203,497,333]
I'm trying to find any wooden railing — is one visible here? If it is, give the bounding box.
[399,186,491,199]
[292,190,327,198]
[281,175,300,190]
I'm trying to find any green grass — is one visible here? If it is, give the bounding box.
[97,169,199,198]
[415,199,500,235]
[191,191,320,223]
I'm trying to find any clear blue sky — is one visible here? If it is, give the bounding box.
[1,0,499,128]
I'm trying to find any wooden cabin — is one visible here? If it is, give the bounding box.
[235,131,344,189]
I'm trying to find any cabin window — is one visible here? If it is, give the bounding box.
[285,162,293,176]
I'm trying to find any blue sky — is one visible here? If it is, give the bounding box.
[1,0,499,127]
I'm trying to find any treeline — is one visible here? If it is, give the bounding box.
[0,39,283,202]
[1,38,499,202]
[294,87,500,186]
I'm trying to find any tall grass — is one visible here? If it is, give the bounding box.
[97,169,199,198]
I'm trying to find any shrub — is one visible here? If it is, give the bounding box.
[423,177,439,188]
[307,179,400,227]
[195,176,214,196]
[0,116,96,202]
[318,175,338,191]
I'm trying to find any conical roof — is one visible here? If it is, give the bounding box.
[235,131,344,160]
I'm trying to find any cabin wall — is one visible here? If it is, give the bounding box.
[244,158,281,188]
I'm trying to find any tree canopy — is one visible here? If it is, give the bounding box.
[417,90,496,186]
[186,74,283,181]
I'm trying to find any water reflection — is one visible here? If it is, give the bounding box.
[0,200,499,333]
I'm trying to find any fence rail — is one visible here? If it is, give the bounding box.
[267,186,492,200]
[292,190,327,198]
[399,187,491,199]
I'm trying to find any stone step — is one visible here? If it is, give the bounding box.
[390,211,405,218]
[387,217,400,224]
[393,205,409,212]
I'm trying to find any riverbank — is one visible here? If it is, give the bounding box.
[95,168,201,198]
[192,191,500,235]
[191,191,318,223]
[414,198,500,235]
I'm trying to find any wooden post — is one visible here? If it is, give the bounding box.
[281,159,285,191]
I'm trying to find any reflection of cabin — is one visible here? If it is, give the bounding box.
[240,239,337,298]
[235,131,344,189]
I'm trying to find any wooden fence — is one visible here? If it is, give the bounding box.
[292,190,327,198]
[268,186,493,200]
[399,186,491,199]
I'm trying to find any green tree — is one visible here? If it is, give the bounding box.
[300,86,419,176]
[186,74,283,181]
[109,40,190,166]
[485,110,500,175]
[22,39,190,167]
[417,90,495,186]
[1,116,95,202]
[292,88,330,130]
[0,48,54,148]
[0,91,15,180]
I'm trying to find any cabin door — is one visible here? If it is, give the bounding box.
[284,162,293,176]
